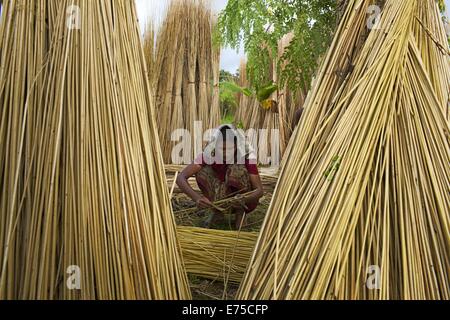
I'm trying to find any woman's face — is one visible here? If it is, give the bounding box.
[216,140,236,164]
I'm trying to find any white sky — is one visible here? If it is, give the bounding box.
[135,0,245,73]
[447,0,450,19]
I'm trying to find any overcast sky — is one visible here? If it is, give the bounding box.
[134,0,450,73]
[135,0,245,73]
[446,0,450,19]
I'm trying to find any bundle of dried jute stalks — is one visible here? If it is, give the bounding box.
[0,0,191,300]
[238,0,450,300]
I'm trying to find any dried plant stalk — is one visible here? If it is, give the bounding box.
[238,0,450,300]
[0,0,191,300]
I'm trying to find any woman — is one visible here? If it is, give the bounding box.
[176,125,264,229]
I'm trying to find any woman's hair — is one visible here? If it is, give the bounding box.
[218,125,237,146]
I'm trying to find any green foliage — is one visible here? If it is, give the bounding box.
[220,69,238,83]
[220,81,253,97]
[256,83,278,102]
[437,0,445,12]
[221,114,236,125]
[219,70,240,117]
[215,0,337,92]
[220,86,239,117]
[235,121,245,129]
[220,81,278,101]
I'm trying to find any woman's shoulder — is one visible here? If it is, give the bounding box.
[193,153,205,166]
[244,157,259,175]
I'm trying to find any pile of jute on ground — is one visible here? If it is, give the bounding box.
[238,0,450,300]
[146,0,221,163]
[177,227,258,284]
[0,0,190,300]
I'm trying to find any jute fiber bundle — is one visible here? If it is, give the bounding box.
[177,227,258,284]
[412,0,450,121]
[211,40,222,130]
[0,0,190,300]
[143,21,156,89]
[277,33,296,155]
[236,60,251,126]
[153,0,185,161]
[150,0,220,163]
[279,0,374,171]
[235,44,307,165]
[238,0,450,300]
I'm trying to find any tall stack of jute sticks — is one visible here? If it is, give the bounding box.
[238,0,450,300]
[276,33,308,155]
[413,0,450,121]
[0,0,190,300]
[236,51,306,165]
[143,21,155,90]
[148,0,221,163]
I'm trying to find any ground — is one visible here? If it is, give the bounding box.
[190,276,239,300]
[171,184,273,300]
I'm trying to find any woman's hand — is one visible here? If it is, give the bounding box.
[230,194,247,210]
[196,196,213,209]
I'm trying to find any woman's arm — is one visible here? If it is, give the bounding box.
[176,164,213,209]
[245,174,264,203]
[231,174,263,210]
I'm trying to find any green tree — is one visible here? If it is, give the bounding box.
[216,0,338,92]
[219,69,240,117]
[220,69,239,83]
[216,0,448,92]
